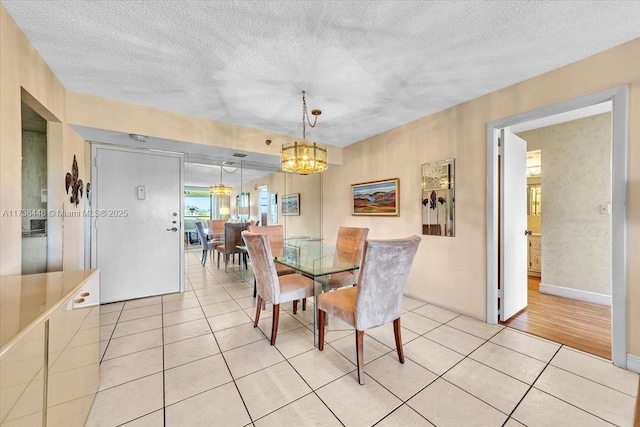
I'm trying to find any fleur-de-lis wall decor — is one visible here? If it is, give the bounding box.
[65,155,84,207]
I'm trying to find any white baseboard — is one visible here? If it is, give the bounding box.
[627,354,640,374]
[539,283,611,306]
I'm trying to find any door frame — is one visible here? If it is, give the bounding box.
[486,85,629,368]
[90,143,185,295]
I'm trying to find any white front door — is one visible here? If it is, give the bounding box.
[94,146,183,303]
[500,130,528,321]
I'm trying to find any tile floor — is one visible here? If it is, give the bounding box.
[85,248,639,426]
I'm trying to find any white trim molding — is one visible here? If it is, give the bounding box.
[627,354,640,374]
[539,283,611,306]
[486,85,629,369]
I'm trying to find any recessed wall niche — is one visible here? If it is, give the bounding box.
[21,102,48,273]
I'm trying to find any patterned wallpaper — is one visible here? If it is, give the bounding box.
[518,113,612,296]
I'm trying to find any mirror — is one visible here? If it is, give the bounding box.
[527,183,541,216]
[421,158,455,237]
[236,192,250,220]
[21,102,49,273]
[270,193,278,224]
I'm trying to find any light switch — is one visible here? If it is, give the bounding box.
[136,185,146,200]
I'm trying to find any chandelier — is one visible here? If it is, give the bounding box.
[281,91,328,175]
[210,166,233,197]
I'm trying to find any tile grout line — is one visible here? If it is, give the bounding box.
[192,275,258,426]
[161,292,167,426]
[100,251,631,426]
[501,344,620,427]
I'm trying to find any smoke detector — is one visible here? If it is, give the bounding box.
[129,134,148,143]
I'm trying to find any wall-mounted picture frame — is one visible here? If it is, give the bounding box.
[352,178,400,216]
[282,193,300,216]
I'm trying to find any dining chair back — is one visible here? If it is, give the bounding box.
[317,235,421,384]
[316,226,369,291]
[242,231,314,345]
[247,225,296,296]
[215,222,249,271]
[194,221,218,265]
[207,219,226,240]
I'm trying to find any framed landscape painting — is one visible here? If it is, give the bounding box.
[282,193,300,216]
[351,178,399,216]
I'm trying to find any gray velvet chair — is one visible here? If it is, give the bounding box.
[317,235,421,384]
[194,221,218,265]
[241,231,314,345]
[247,225,296,297]
[316,226,369,291]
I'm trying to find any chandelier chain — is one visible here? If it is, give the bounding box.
[301,91,318,141]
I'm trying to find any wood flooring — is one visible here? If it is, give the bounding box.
[502,277,611,360]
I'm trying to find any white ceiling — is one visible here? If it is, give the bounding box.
[4,1,640,150]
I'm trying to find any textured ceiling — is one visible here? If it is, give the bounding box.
[4,1,640,148]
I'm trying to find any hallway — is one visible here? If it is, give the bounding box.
[502,277,611,359]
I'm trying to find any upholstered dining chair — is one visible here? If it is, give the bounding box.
[207,219,226,241]
[241,231,314,345]
[194,221,218,265]
[247,225,296,297]
[317,235,421,384]
[316,226,369,292]
[215,222,249,271]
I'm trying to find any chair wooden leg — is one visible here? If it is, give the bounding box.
[293,300,298,315]
[356,330,365,385]
[270,304,280,345]
[254,296,262,327]
[302,298,306,311]
[217,252,220,268]
[318,309,326,350]
[393,318,405,364]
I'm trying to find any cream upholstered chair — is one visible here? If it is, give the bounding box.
[194,221,218,265]
[316,226,369,291]
[317,235,421,384]
[207,219,226,241]
[241,231,314,345]
[247,225,296,297]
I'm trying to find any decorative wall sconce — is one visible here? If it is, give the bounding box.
[65,155,84,207]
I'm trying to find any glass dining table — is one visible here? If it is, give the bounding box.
[275,240,359,345]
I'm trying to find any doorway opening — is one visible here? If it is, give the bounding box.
[500,111,613,359]
[487,86,629,368]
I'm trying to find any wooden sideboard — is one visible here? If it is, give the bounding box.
[0,269,100,426]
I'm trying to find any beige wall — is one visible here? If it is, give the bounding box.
[66,92,344,167]
[323,39,640,355]
[2,4,639,356]
[519,114,612,296]
[0,6,84,275]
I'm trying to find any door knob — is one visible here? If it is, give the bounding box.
[167,227,178,232]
